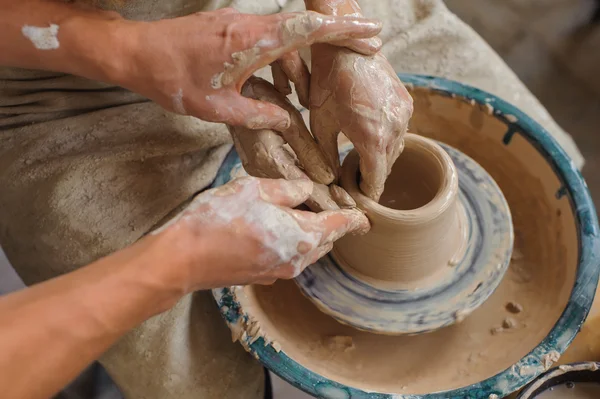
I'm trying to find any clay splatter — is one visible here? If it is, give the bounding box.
[172,89,186,114]
[22,24,60,50]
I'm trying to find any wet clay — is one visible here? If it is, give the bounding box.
[233,89,577,394]
[229,77,342,212]
[333,134,467,285]
[537,383,600,398]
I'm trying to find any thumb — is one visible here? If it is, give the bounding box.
[228,95,291,132]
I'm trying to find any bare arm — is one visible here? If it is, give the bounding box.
[0,178,368,399]
[0,0,381,130]
[0,232,181,399]
[0,0,131,87]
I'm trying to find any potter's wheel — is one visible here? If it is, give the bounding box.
[295,140,513,335]
[213,74,599,399]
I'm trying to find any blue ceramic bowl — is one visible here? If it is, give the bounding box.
[212,74,600,398]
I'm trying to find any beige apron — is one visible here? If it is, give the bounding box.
[0,0,583,398]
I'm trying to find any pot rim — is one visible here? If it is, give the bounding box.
[340,133,459,224]
[212,73,600,399]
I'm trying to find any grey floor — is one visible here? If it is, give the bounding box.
[1,1,598,398]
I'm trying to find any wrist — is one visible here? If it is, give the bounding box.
[58,12,140,87]
[105,230,192,318]
[139,223,214,302]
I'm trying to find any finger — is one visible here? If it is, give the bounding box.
[358,146,388,202]
[230,124,308,181]
[330,37,382,55]
[215,13,379,92]
[227,95,291,131]
[278,12,382,48]
[277,51,310,108]
[305,183,340,213]
[242,77,334,183]
[256,178,313,208]
[270,61,292,96]
[310,107,341,178]
[282,110,335,184]
[316,208,370,244]
[329,184,356,209]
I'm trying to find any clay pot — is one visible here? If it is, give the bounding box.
[333,133,467,287]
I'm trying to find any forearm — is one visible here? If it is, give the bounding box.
[0,231,185,399]
[0,0,134,85]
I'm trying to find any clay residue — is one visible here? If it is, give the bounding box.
[506,301,523,314]
[233,77,334,185]
[211,47,261,89]
[542,351,561,370]
[215,287,282,354]
[282,12,324,43]
[325,335,355,352]
[22,24,60,50]
[329,184,356,209]
[171,88,186,114]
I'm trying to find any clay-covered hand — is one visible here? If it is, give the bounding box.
[304,0,413,201]
[120,8,382,131]
[310,48,413,202]
[229,76,356,212]
[269,33,382,108]
[160,177,369,289]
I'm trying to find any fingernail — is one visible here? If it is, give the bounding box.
[274,113,291,131]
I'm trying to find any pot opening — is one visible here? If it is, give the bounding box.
[376,143,444,211]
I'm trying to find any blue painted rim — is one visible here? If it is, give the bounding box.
[213,74,600,398]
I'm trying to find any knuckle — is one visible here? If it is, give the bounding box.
[275,263,298,279]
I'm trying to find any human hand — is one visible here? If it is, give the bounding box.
[158,177,369,290]
[120,8,381,131]
[229,76,357,212]
[301,0,413,201]
[309,47,413,201]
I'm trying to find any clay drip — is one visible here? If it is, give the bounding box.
[333,134,467,285]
